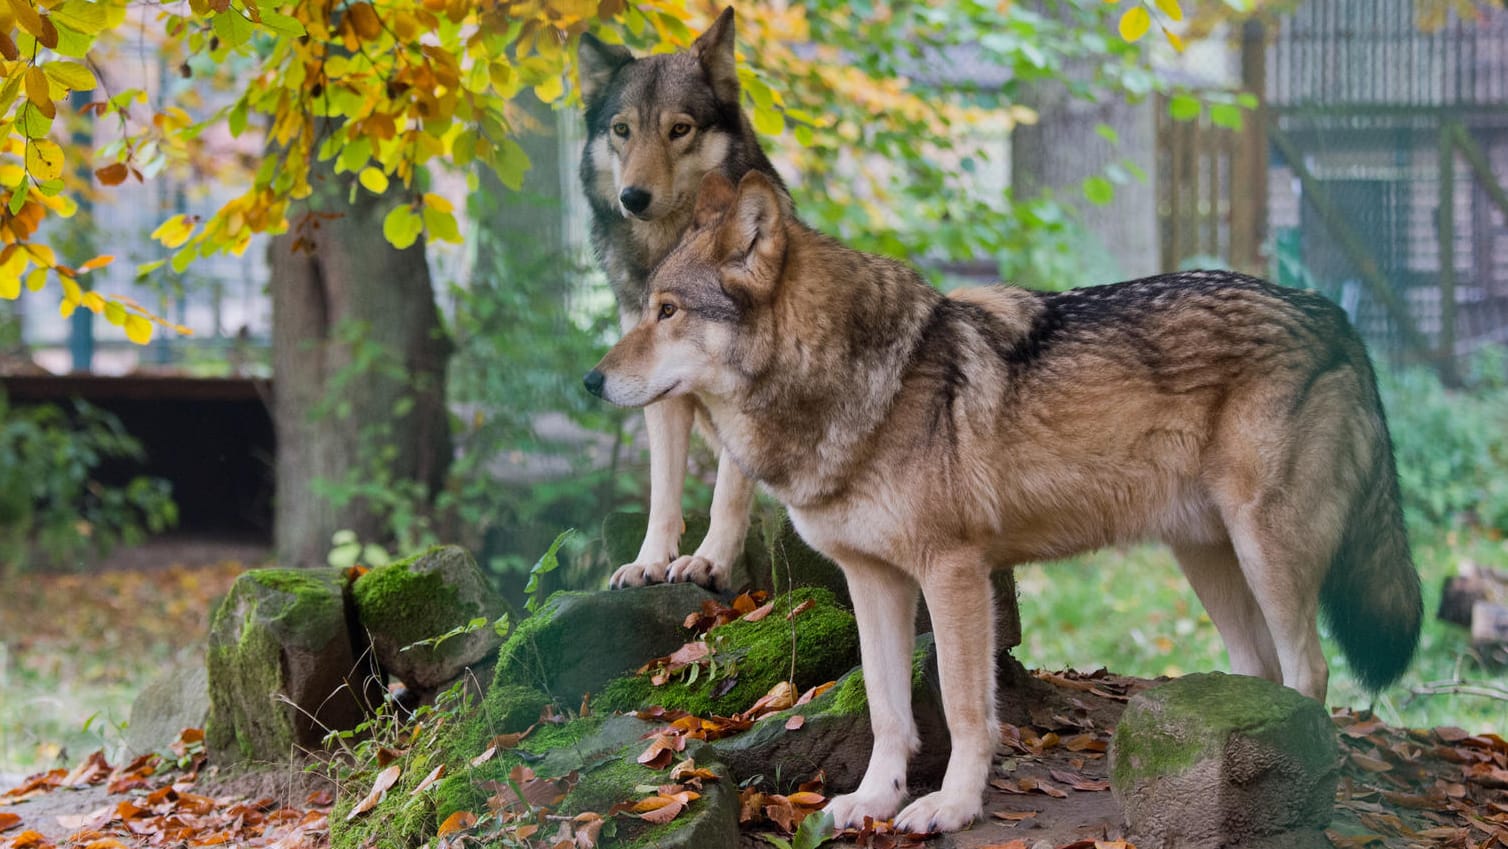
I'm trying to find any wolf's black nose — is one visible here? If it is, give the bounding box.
[583,369,606,397]
[619,187,652,215]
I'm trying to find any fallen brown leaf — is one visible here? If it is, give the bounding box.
[437,810,477,837]
[345,764,401,821]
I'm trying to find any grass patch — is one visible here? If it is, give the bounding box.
[0,561,244,775]
[1014,527,1507,734]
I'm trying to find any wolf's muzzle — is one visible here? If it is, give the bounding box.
[619,187,652,215]
[583,369,606,398]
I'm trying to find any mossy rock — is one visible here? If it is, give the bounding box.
[429,714,737,849]
[710,633,950,792]
[353,545,505,690]
[602,509,849,603]
[491,581,714,706]
[206,567,372,765]
[1110,672,1339,849]
[594,587,859,719]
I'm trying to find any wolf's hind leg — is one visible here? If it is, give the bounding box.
[1225,514,1331,702]
[610,395,694,589]
[666,445,754,592]
[894,551,998,834]
[1170,539,1282,682]
[826,557,920,829]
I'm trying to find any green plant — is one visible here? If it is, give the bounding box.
[762,811,835,849]
[0,393,177,571]
[1379,362,1508,535]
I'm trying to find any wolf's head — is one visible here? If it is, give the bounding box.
[584,170,787,406]
[577,8,752,223]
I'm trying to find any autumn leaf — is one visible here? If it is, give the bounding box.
[1118,6,1152,42]
[437,810,477,836]
[410,764,446,795]
[0,812,20,832]
[345,764,401,821]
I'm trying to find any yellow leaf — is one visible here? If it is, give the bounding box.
[1164,27,1186,52]
[59,274,81,303]
[533,74,564,104]
[151,214,196,249]
[1118,6,1151,42]
[43,60,94,91]
[25,138,63,182]
[1155,0,1184,21]
[81,291,105,313]
[124,313,153,345]
[6,0,45,42]
[422,192,452,214]
[25,66,53,113]
[0,271,18,299]
[357,167,389,194]
[60,298,77,318]
[24,267,45,290]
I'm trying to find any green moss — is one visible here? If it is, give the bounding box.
[829,668,868,715]
[329,745,449,849]
[491,591,576,692]
[433,773,487,825]
[593,588,857,716]
[1110,672,1334,789]
[351,553,466,650]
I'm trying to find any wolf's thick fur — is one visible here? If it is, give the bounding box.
[578,9,788,591]
[587,172,1423,834]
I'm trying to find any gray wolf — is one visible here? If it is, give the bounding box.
[584,171,1422,833]
[578,8,788,591]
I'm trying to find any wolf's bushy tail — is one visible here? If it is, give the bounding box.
[1320,384,1422,693]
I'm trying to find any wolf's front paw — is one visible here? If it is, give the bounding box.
[610,560,672,589]
[665,554,729,592]
[893,789,981,835]
[825,785,907,830]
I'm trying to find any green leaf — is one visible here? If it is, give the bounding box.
[752,105,785,137]
[1094,123,1120,144]
[212,11,257,49]
[382,204,423,250]
[422,206,461,243]
[524,529,573,612]
[1083,175,1115,205]
[104,300,126,326]
[7,180,27,216]
[228,99,249,137]
[258,11,306,37]
[1168,93,1201,121]
[494,137,529,191]
[1209,103,1243,130]
[19,100,54,139]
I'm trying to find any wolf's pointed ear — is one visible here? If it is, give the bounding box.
[693,171,737,230]
[691,7,739,104]
[718,171,786,301]
[577,32,633,106]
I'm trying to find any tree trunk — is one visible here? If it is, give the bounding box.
[1011,59,1159,283]
[270,160,452,568]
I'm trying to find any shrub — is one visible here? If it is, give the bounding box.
[0,394,177,571]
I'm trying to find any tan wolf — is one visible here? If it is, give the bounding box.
[584,171,1423,834]
[578,8,788,591]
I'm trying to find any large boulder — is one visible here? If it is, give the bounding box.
[1109,672,1339,849]
[491,582,715,706]
[352,545,505,690]
[206,568,372,764]
[126,662,210,757]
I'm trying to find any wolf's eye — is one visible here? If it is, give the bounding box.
[612,122,630,138]
[669,122,692,139]
[657,302,678,321]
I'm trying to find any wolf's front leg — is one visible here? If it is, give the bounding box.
[666,444,754,592]
[610,395,694,589]
[894,552,998,834]
[825,558,920,828]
